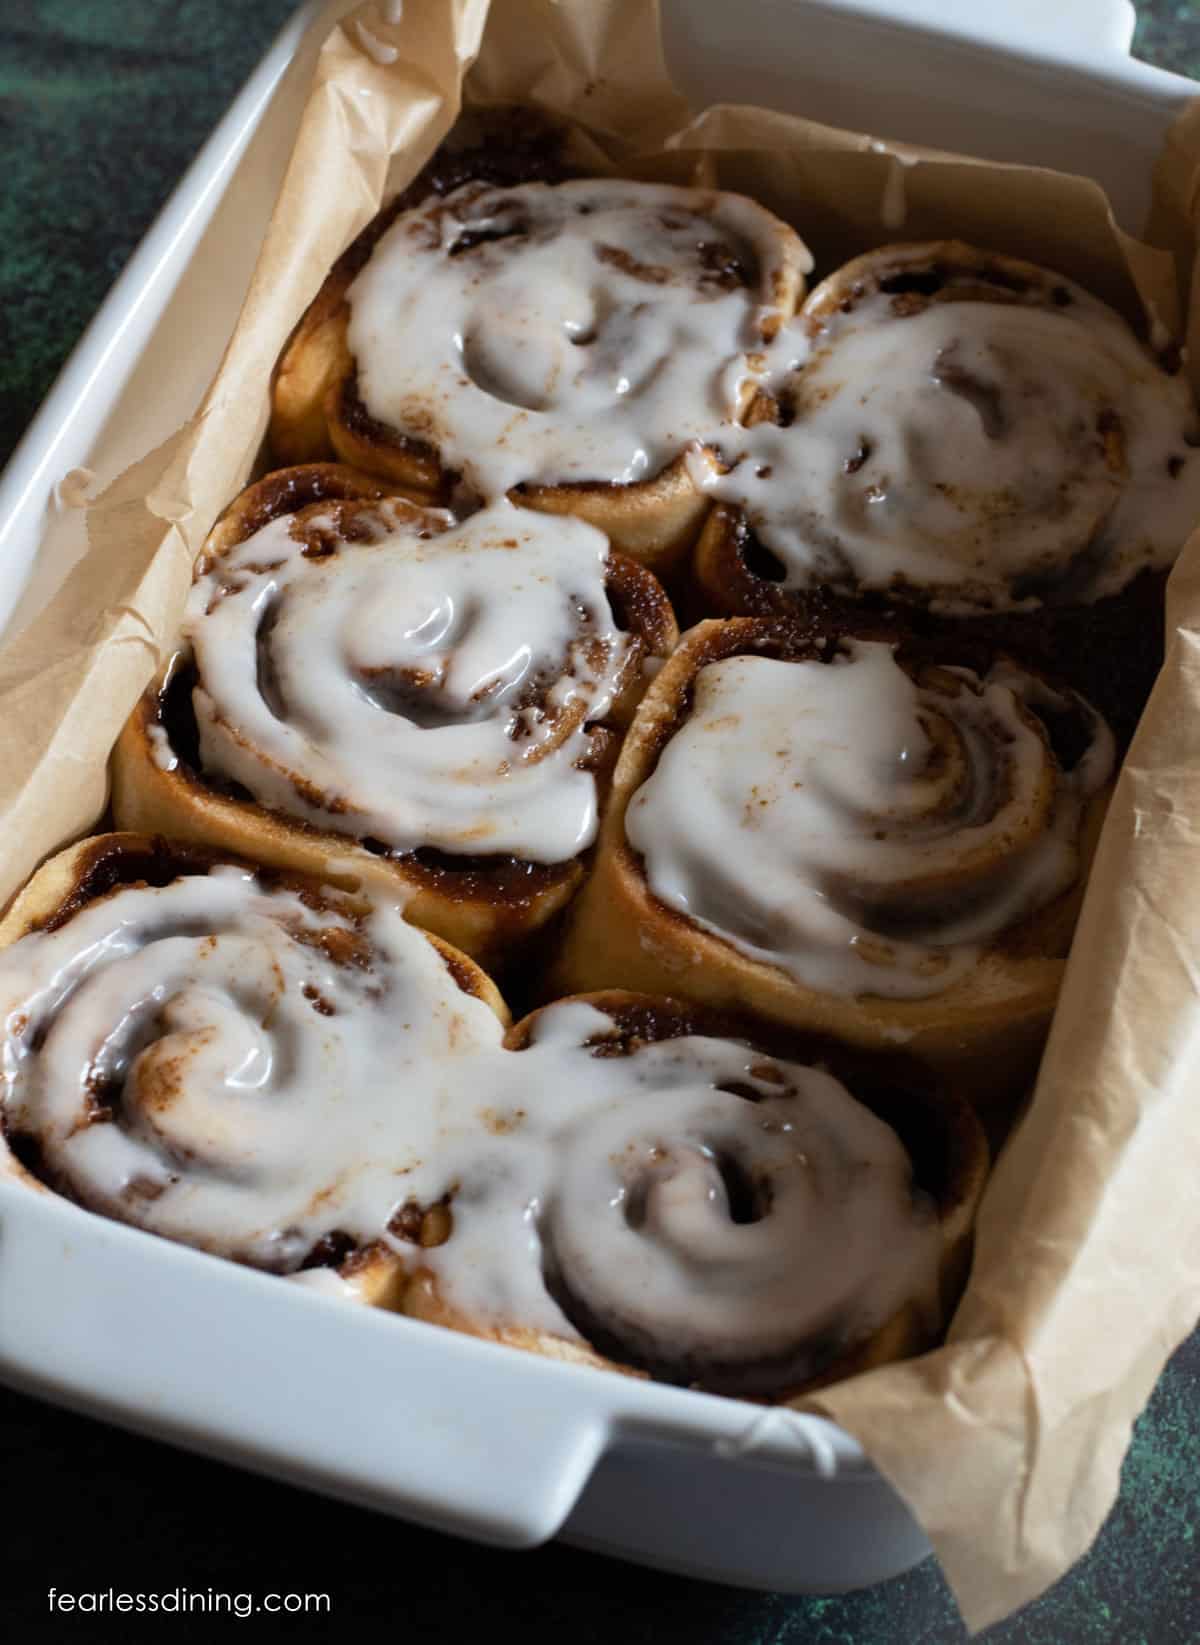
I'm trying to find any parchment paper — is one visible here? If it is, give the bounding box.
[4,1,1200,1629]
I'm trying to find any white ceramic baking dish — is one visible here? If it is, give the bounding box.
[0,0,1194,1595]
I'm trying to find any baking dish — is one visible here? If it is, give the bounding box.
[0,0,1195,1599]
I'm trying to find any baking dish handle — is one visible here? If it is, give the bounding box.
[0,1180,877,1551]
[0,1185,613,1549]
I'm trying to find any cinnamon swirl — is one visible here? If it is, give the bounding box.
[0,834,509,1305]
[692,240,1200,618]
[270,178,811,577]
[111,464,677,963]
[404,992,988,1399]
[0,847,986,1393]
[554,616,1116,1108]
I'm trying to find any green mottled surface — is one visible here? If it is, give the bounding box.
[1135,0,1200,78]
[2,2,1199,1637]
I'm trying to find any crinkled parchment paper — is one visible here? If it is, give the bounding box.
[3,1,1200,1629]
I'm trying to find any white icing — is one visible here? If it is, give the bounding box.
[346,178,810,499]
[346,188,1198,607]
[529,1006,942,1381]
[700,271,1200,611]
[0,870,944,1384]
[342,176,1200,612]
[147,722,178,773]
[0,869,504,1270]
[624,641,1113,999]
[185,498,633,863]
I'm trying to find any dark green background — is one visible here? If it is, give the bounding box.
[2,4,1199,1639]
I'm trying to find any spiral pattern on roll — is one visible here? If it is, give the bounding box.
[0,849,980,1392]
[185,495,644,863]
[344,177,811,497]
[0,860,507,1270]
[517,999,956,1392]
[624,638,1114,997]
[701,244,1200,611]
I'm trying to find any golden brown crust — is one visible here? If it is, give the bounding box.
[512,451,713,586]
[110,465,678,968]
[201,460,406,556]
[111,694,592,968]
[326,368,444,496]
[802,240,1098,328]
[551,620,1114,1123]
[326,1243,412,1310]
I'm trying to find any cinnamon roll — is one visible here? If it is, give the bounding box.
[270,178,811,577]
[0,834,509,1304]
[404,992,988,1398]
[692,240,1200,618]
[0,849,985,1393]
[111,464,677,964]
[554,616,1116,1108]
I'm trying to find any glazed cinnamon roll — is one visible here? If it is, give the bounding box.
[0,843,987,1394]
[692,240,1200,617]
[403,993,988,1398]
[111,465,677,963]
[554,616,1116,1109]
[0,834,509,1304]
[270,178,810,577]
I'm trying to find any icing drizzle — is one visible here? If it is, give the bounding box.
[185,498,634,863]
[0,869,946,1389]
[348,192,1199,607]
[346,178,811,498]
[625,641,1114,997]
[699,265,1200,610]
